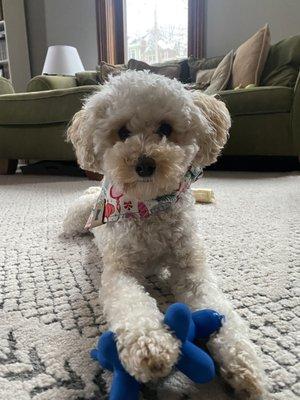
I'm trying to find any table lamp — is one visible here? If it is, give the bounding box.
[42,45,85,76]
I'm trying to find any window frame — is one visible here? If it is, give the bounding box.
[95,0,206,64]
[95,0,125,64]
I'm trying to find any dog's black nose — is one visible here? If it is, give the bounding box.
[135,156,156,177]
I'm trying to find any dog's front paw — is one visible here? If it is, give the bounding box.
[223,369,265,400]
[218,341,266,399]
[118,328,180,383]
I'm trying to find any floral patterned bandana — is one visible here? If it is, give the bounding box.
[85,166,203,230]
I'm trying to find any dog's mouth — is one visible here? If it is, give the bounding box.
[136,178,154,183]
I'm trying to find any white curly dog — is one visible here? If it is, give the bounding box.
[63,70,266,399]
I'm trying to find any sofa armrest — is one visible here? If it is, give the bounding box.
[0,76,14,94]
[27,75,77,92]
[291,71,300,154]
[0,86,99,125]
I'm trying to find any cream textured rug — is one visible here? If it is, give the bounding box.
[0,172,299,400]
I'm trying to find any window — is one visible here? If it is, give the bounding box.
[124,0,188,63]
[95,0,205,65]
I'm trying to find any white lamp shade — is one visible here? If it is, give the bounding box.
[42,45,85,75]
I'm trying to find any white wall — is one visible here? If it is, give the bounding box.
[3,0,31,91]
[25,0,98,76]
[44,0,98,71]
[25,0,47,77]
[206,0,300,57]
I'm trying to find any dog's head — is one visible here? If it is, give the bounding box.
[67,70,231,200]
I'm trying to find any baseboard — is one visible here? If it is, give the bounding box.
[207,156,300,172]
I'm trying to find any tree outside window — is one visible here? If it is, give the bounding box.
[125,0,188,63]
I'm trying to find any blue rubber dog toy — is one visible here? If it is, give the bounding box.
[91,331,140,400]
[91,303,224,400]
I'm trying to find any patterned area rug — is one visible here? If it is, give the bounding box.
[0,172,299,400]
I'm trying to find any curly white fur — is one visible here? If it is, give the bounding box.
[64,70,266,398]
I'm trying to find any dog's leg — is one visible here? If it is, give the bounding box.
[168,247,266,399]
[63,187,101,235]
[100,263,180,383]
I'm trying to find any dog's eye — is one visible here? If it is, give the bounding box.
[118,126,131,141]
[156,122,172,137]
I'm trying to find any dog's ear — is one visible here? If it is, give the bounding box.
[190,92,231,167]
[67,109,101,173]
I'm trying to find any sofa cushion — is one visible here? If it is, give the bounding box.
[205,50,234,95]
[27,75,77,92]
[219,86,293,116]
[261,35,300,87]
[231,24,271,88]
[0,86,98,125]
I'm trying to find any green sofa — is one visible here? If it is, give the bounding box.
[0,35,299,174]
[0,76,97,169]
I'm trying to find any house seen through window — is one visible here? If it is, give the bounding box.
[125,0,188,63]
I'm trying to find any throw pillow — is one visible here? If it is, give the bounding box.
[188,55,224,82]
[260,34,300,87]
[205,50,234,95]
[75,71,100,86]
[96,61,126,84]
[127,59,181,79]
[195,68,216,90]
[178,59,191,83]
[231,24,271,88]
[261,65,298,87]
[152,58,191,83]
